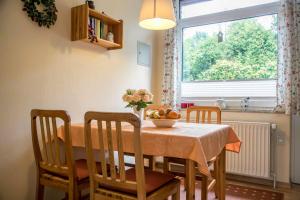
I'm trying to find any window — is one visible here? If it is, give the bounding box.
[179,0,280,110]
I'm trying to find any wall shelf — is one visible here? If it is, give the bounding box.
[71,4,123,50]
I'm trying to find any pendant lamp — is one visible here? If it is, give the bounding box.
[139,0,176,30]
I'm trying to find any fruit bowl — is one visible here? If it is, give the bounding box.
[151,119,177,128]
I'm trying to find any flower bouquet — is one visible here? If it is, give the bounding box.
[122,89,153,118]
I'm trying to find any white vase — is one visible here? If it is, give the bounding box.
[107,32,114,42]
[133,107,144,120]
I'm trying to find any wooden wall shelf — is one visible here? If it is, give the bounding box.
[71,4,123,50]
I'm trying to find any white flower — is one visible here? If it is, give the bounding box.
[122,94,128,101]
[122,89,154,105]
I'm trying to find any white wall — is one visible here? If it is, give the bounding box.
[154,31,291,184]
[0,0,156,199]
[291,115,300,183]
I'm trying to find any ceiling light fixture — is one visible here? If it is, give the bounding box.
[139,0,176,30]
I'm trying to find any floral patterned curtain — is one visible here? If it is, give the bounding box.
[277,0,300,115]
[161,0,181,109]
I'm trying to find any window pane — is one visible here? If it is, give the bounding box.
[181,0,279,19]
[182,14,278,82]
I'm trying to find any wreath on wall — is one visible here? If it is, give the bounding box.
[21,0,58,28]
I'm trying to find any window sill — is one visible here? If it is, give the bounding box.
[180,108,284,114]
[181,97,278,113]
[221,108,275,114]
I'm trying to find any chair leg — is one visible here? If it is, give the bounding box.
[149,156,154,170]
[78,190,82,200]
[184,164,189,190]
[172,183,180,200]
[68,182,75,200]
[35,177,44,200]
[184,179,188,191]
[74,183,80,200]
[201,176,208,200]
[214,158,220,199]
[163,157,169,173]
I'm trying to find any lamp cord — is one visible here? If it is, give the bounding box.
[153,0,157,18]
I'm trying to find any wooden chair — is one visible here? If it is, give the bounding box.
[186,106,221,124]
[84,112,180,200]
[31,109,101,200]
[163,106,222,200]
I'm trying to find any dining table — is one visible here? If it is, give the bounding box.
[57,120,241,200]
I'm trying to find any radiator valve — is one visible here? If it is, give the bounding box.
[240,97,250,111]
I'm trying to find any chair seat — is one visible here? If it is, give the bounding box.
[40,159,111,182]
[166,157,216,167]
[101,168,176,195]
[166,157,186,165]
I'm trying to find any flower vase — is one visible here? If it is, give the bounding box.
[133,107,144,122]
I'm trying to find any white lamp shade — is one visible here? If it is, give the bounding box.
[139,0,176,30]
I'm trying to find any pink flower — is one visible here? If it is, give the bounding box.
[149,93,154,101]
[137,89,147,95]
[122,94,133,102]
[143,94,151,102]
[132,93,141,102]
[122,89,153,104]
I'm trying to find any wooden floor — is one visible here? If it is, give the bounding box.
[227,181,300,200]
[176,179,300,200]
[155,164,300,200]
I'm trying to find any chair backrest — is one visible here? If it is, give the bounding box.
[84,112,146,200]
[144,104,172,120]
[31,109,75,178]
[186,106,221,124]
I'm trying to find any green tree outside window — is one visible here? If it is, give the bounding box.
[183,15,278,82]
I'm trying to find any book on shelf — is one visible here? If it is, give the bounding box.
[88,17,97,35]
[96,19,100,38]
[100,21,104,39]
[88,17,111,41]
[89,17,92,27]
[103,24,108,40]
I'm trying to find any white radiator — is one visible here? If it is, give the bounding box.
[224,121,272,179]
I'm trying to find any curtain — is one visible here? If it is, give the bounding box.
[161,0,181,109]
[277,0,300,115]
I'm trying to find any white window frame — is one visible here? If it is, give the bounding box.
[178,1,280,111]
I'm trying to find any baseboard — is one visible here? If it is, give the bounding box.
[227,174,291,189]
[155,162,291,189]
[226,173,273,186]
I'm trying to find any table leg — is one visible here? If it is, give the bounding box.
[218,148,226,200]
[186,159,195,200]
